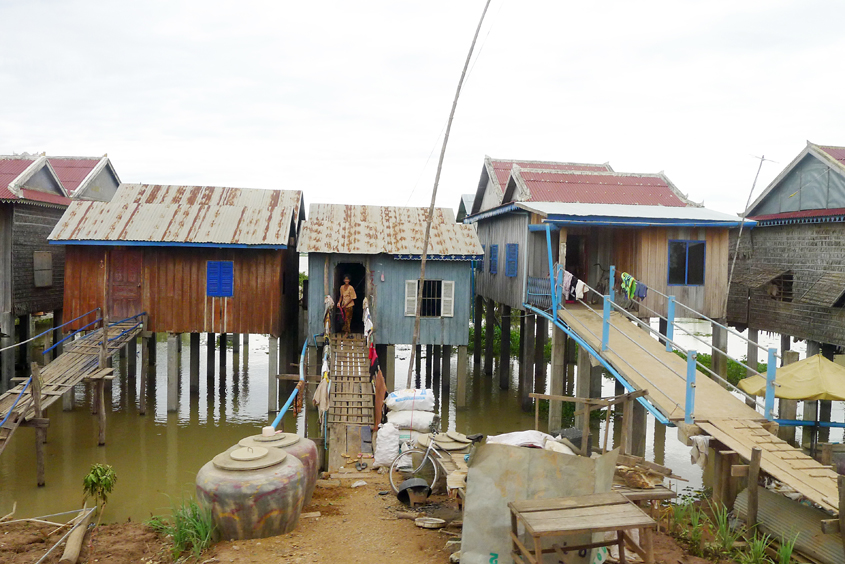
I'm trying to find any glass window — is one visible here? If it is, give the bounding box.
[667,241,705,286]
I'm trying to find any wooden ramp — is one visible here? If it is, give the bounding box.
[556,304,843,516]
[0,320,142,457]
[557,305,763,423]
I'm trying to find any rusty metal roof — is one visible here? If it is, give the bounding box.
[49,183,303,248]
[298,204,482,257]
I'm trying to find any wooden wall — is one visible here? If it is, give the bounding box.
[0,205,12,316]
[12,204,66,316]
[307,252,472,346]
[64,246,292,336]
[475,212,529,310]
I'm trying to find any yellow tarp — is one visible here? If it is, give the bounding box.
[738,354,845,401]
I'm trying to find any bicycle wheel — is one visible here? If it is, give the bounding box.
[388,448,439,494]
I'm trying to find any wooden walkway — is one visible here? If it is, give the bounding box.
[0,320,143,456]
[326,334,374,426]
[556,304,841,515]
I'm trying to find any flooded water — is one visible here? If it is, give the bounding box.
[1,316,840,522]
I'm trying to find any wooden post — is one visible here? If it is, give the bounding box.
[534,317,548,394]
[31,363,46,486]
[433,345,441,379]
[549,326,566,431]
[521,313,535,412]
[166,334,178,412]
[425,344,433,387]
[711,321,728,388]
[499,305,511,390]
[456,345,468,408]
[575,344,590,431]
[415,344,422,387]
[778,350,799,443]
[621,396,633,455]
[189,333,200,395]
[581,400,590,456]
[484,298,495,376]
[233,332,240,355]
[747,447,762,529]
[96,376,106,445]
[269,337,279,413]
[632,400,646,457]
[386,345,396,392]
[139,318,149,416]
[127,335,137,381]
[441,345,451,396]
[51,308,64,362]
[219,333,227,372]
[838,475,845,558]
[745,328,759,407]
[473,295,483,366]
[206,332,215,379]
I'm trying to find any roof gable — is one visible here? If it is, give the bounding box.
[470,156,613,215]
[0,155,70,205]
[747,142,845,219]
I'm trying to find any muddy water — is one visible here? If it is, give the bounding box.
[0,318,835,522]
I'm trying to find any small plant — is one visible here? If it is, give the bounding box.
[671,501,691,536]
[687,505,705,556]
[708,501,742,555]
[776,533,798,564]
[148,497,215,558]
[740,533,773,564]
[82,463,117,525]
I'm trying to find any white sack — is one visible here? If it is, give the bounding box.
[373,422,400,468]
[487,429,554,449]
[386,410,436,432]
[385,388,435,412]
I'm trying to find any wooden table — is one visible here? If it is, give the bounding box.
[509,492,656,564]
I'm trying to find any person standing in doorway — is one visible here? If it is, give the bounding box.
[338,275,357,337]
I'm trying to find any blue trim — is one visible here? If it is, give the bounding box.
[50,240,287,249]
[207,261,234,297]
[394,254,480,261]
[667,239,706,287]
[540,218,752,228]
[489,244,499,274]
[757,215,845,227]
[774,418,845,429]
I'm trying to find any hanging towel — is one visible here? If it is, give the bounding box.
[569,276,578,300]
[562,271,573,300]
[313,376,330,425]
[575,280,586,300]
[621,272,637,300]
[635,281,648,301]
[690,435,710,468]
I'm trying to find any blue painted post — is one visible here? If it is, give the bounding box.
[665,296,675,353]
[765,347,777,421]
[602,296,611,352]
[609,265,616,305]
[685,350,697,425]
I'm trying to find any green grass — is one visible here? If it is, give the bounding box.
[673,350,768,386]
[147,497,215,558]
[739,533,773,564]
[708,500,742,555]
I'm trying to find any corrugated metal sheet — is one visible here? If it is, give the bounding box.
[491,159,611,189]
[49,184,302,246]
[48,157,101,193]
[297,204,482,256]
[518,170,686,206]
[818,145,845,166]
[515,202,746,223]
[750,207,845,221]
[1,156,72,206]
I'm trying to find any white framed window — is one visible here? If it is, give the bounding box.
[404,279,455,318]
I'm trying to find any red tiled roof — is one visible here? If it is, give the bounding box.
[519,170,687,207]
[48,158,101,193]
[491,159,610,188]
[0,159,32,200]
[750,208,845,221]
[817,145,845,166]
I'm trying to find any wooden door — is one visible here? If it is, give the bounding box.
[109,249,143,321]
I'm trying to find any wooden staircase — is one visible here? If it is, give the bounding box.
[327,333,374,427]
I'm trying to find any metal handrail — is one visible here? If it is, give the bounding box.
[0,376,32,429]
[42,318,103,355]
[0,307,101,354]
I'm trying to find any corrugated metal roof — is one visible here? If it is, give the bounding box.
[48,157,102,193]
[517,169,687,207]
[491,159,611,189]
[49,184,302,247]
[516,201,750,224]
[0,156,71,206]
[298,204,482,256]
[0,158,32,200]
[817,144,845,166]
[749,207,845,221]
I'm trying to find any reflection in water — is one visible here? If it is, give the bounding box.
[6,318,831,521]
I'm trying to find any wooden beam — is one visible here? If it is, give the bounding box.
[746,447,762,529]
[820,519,840,535]
[731,464,749,478]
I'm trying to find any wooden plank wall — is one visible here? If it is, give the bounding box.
[63,246,286,335]
[475,212,529,310]
[11,204,66,316]
[0,205,12,315]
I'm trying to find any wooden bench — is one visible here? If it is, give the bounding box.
[509,492,656,564]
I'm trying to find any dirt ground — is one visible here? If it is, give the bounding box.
[1,471,730,563]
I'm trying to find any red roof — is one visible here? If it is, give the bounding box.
[817,145,845,167]
[48,158,101,193]
[491,159,610,188]
[0,159,32,200]
[750,208,845,222]
[518,170,687,207]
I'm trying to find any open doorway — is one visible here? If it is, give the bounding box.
[333,263,366,334]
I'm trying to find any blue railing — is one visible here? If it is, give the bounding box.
[526,277,552,310]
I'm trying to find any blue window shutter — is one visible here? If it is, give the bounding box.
[505,243,518,277]
[490,245,498,274]
[207,261,220,296]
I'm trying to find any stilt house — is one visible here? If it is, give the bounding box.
[727,142,845,353]
[467,160,750,321]
[48,184,304,347]
[0,154,120,391]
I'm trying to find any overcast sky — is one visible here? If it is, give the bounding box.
[2,0,843,215]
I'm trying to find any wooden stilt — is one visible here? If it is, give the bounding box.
[441,345,451,396]
[166,334,178,412]
[385,345,395,392]
[473,295,483,366]
[189,333,200,395]
[533,317,547,393]
[139,333,148,416]
[499,305,511,390]
[521,313,535,412]
[456,346,467,408]
[31,363,46,486]
[206,332,215,379]
[269,337,278,413]
[746,447,762,529]
[484,298,495,376]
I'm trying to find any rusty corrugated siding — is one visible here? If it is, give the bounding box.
[297,204,482,255]
[49,184,302,246]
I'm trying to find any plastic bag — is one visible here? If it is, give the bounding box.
[373,422,400,468]
[384,388,435,412]
[386,410,436,432]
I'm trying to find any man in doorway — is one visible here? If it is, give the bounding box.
[338,275,357,337]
